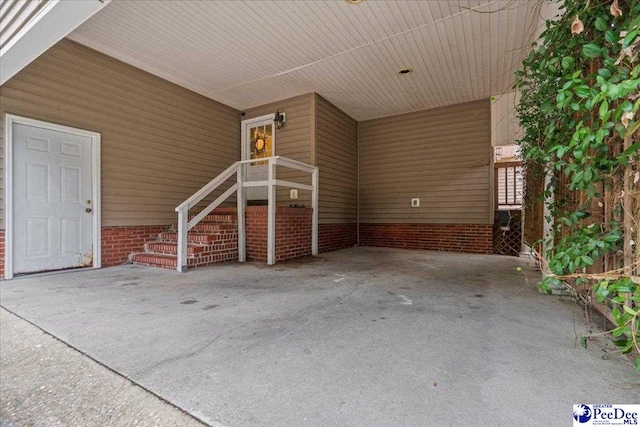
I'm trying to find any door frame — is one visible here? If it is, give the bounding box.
[240,113,276,161]
[3,114,102,280]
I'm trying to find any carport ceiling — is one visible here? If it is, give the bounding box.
[68,0,556,121]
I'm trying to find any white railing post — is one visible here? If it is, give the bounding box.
[237,163,246,262]
[311,167,319,256]
[177,207,188,273]
[174,156,317,271]
[267,158,277,265]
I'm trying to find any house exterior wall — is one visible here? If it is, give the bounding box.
[359,223,492,254]
[491,91,523,147]
[245,207,312,262]
[0,39,497,277]
[102,226,168,267]
[244,93,358,253]
[243,94,314,207]
[0,39,241,228]
[0,231,4,278]
[358,99,492,253]
[315,95,358,252]
[0,39,241,275]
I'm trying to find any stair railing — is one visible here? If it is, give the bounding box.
[174,156,319,272]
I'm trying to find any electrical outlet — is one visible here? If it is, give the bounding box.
[290,189,299,200]
[411,198,420,207]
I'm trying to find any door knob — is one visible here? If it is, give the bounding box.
[86,208,92,213]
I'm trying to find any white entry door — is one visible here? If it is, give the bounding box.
[241,115,275,201]
[10,120,97,275]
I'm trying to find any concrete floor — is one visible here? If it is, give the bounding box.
[0,309,209,427]
[1,247,637,427]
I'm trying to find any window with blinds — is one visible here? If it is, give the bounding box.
[496,164,523,209]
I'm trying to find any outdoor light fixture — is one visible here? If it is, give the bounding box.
[274,110,286,129]
[345,0,364,4]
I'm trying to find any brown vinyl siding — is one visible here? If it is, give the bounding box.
[0,39,240,228]
[243,93,314,206]
[491,91,523,147]
[316,95,357,224]
[1,37,491,235]
[358,99,492,224]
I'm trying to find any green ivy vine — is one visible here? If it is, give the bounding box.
[515,0,640,370]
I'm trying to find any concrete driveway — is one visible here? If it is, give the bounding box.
[1,247,637,426]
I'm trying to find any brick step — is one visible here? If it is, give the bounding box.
[183,223,237,233]
[159,232,235,244]
[131,249,238,270]
[145,241,206,255]
[130,253,178,269]
[144,241,237,257]
[187,213,237,223]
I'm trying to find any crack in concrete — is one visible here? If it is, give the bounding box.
[131,317,264,377]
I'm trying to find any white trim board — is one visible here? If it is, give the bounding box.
[3,114,102,280]
[0,0,111,85]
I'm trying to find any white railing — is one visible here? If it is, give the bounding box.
[174,156,319,272]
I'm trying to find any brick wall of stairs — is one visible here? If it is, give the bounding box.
[130,207,238,269]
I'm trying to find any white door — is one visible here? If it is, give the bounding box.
[242,116,275,201]
[12,122,95,274]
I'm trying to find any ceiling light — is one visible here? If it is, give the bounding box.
[398,67,413,75]
[345,0,363,4]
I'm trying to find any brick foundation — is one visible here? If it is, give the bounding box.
[359,223,493,254]
[246,207,312,262]
[0,230,4,279]
[102,226,169,267]
[318,223,357,253]
[1,220,492,277]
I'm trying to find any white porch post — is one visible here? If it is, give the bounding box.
[267,158,276,265]
[177,208,188,273]
[237,163,246,262]
[311,167,319,256]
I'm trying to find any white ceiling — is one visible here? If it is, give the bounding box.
[68,0,557,121]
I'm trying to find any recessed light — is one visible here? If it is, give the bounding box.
[398,67,414,75]
[346,0,363,4]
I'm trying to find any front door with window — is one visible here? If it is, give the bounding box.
[241,115,275,201]
[11,121,96,274]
